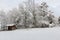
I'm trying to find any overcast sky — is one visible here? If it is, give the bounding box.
[0,0,60,17]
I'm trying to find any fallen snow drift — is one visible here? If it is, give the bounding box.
[0,28,60,40]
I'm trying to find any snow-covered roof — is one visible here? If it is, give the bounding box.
[6,24,15,26]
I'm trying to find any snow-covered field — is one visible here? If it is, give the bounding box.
[0,27,60,40]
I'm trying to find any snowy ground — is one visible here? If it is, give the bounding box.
[0,27,60,40]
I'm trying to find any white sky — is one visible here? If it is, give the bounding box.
[0,0,60,17]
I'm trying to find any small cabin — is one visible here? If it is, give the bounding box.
[6,24,17,30]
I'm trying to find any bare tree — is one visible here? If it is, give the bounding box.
[24,0,36,28]
[0,10,7,30]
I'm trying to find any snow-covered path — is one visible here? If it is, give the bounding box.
[0,28,60,40]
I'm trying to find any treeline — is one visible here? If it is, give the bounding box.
[0,0,59,30]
